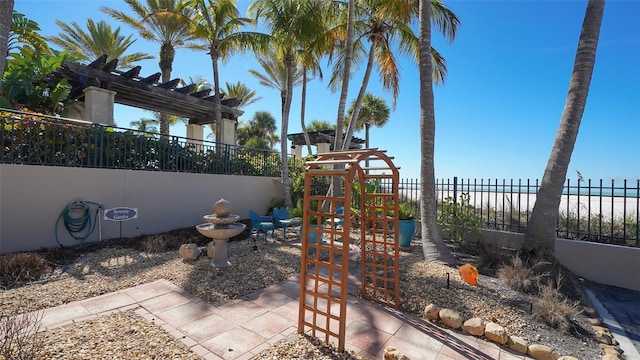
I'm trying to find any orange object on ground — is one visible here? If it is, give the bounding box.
[458,263,479,286]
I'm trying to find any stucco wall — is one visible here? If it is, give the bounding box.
[0,164,282,254]
[466,229,640,292]
[554,238,640,292]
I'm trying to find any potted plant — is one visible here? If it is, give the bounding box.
[293,200,323,256]
[398,201,417,250]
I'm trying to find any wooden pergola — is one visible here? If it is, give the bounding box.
[52,55,243,125]
[287,130,365,150]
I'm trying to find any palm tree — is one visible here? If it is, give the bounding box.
[307,119,333,132]
[7,11,50,55]
[252,110,277,137]
[418,0,456,265]
[523,0,605,257]
[346,92,390,150]
[248,51,304,117]
[237,110,279,149]
[332,0,355,154]
[223,81,261,110]
[102,0,195,136]
[130,117,160,135]
[137,111,188,130]
[249,0,327,208]
[254,110,280,148]
[0,0,15,83]
[49,19,153,69]
[295,3,333,156]
[339,0,459,150]
[190,0,269,151]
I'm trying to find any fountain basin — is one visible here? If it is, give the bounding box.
[196,222,246,268]
[202,214,240,226]
[196,222,246,239]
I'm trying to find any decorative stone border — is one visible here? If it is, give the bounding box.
[383,303,625,360]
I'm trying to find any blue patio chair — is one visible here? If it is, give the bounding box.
[249,210,275,244]
[272,207,302,238]
[325,207,344,230]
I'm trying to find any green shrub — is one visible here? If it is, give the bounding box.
[398,201,417,220]
[438,193,482,242]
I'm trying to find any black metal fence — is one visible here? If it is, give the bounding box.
[397,177,639,247]
[0,109,282,176]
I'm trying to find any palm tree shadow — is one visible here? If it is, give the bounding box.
[344,234,503,360]
[370,304,500,360]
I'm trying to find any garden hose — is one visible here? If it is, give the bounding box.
[54,200,104,248]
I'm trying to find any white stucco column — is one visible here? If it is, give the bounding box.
[317,142,331,155]
[186,124,204,151]
[83,86,116,126]
[62,102,85,121]
[221,117,237,145]
[291,145,302,160]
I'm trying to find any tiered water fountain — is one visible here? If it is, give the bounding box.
[196,199,246,268]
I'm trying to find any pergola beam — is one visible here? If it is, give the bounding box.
[55,60,243,123]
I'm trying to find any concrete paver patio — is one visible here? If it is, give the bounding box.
[35,277,533,360]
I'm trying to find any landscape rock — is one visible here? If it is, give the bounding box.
[557,357,578,360]
[601,355,621,360]
[592,325,609,333]
[384,346,399,360]
[601,345,621,356]
[178,243,199,261]
[423,304,440,321]
[594,330,613,345]
[484,322,508,345]
[599,343,622,354]
[588,318,602,326]
[506,335,528,354]
[528,344,558,360]
[462,317,485,336]
[439,308,463,329]
[383,346,410,360]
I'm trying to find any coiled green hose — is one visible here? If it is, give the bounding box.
[55,201,104,248]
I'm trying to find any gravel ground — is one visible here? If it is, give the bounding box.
[1,227,604,359]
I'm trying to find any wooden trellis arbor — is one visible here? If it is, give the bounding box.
[297,149,400,351]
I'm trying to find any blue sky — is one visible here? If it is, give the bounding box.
[16,0,640,182]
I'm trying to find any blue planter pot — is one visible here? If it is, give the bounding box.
[300,225,323,256]
[398,220,415,249]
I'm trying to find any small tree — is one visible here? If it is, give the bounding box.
[437,193,482,242]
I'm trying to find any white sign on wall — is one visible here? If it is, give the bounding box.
[104,207,138,221]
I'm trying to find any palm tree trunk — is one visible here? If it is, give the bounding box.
[365,122,370,171]
[281,50,295,208]
[211,52,223,155]
[523,0,605,257]
[342,40,377,151]
[333,0,355,152]
[159,44,175,137]
[419,0,456,265]
[328,0,355,206]
[0,0,13,86]
[301,68,313,156]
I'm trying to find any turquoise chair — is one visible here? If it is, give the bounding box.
[272,207,302,238]
[325,207,344,230]
[248,210,275,244]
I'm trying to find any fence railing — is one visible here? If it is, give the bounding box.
[397,177,639,247]
[0,109,283,177]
